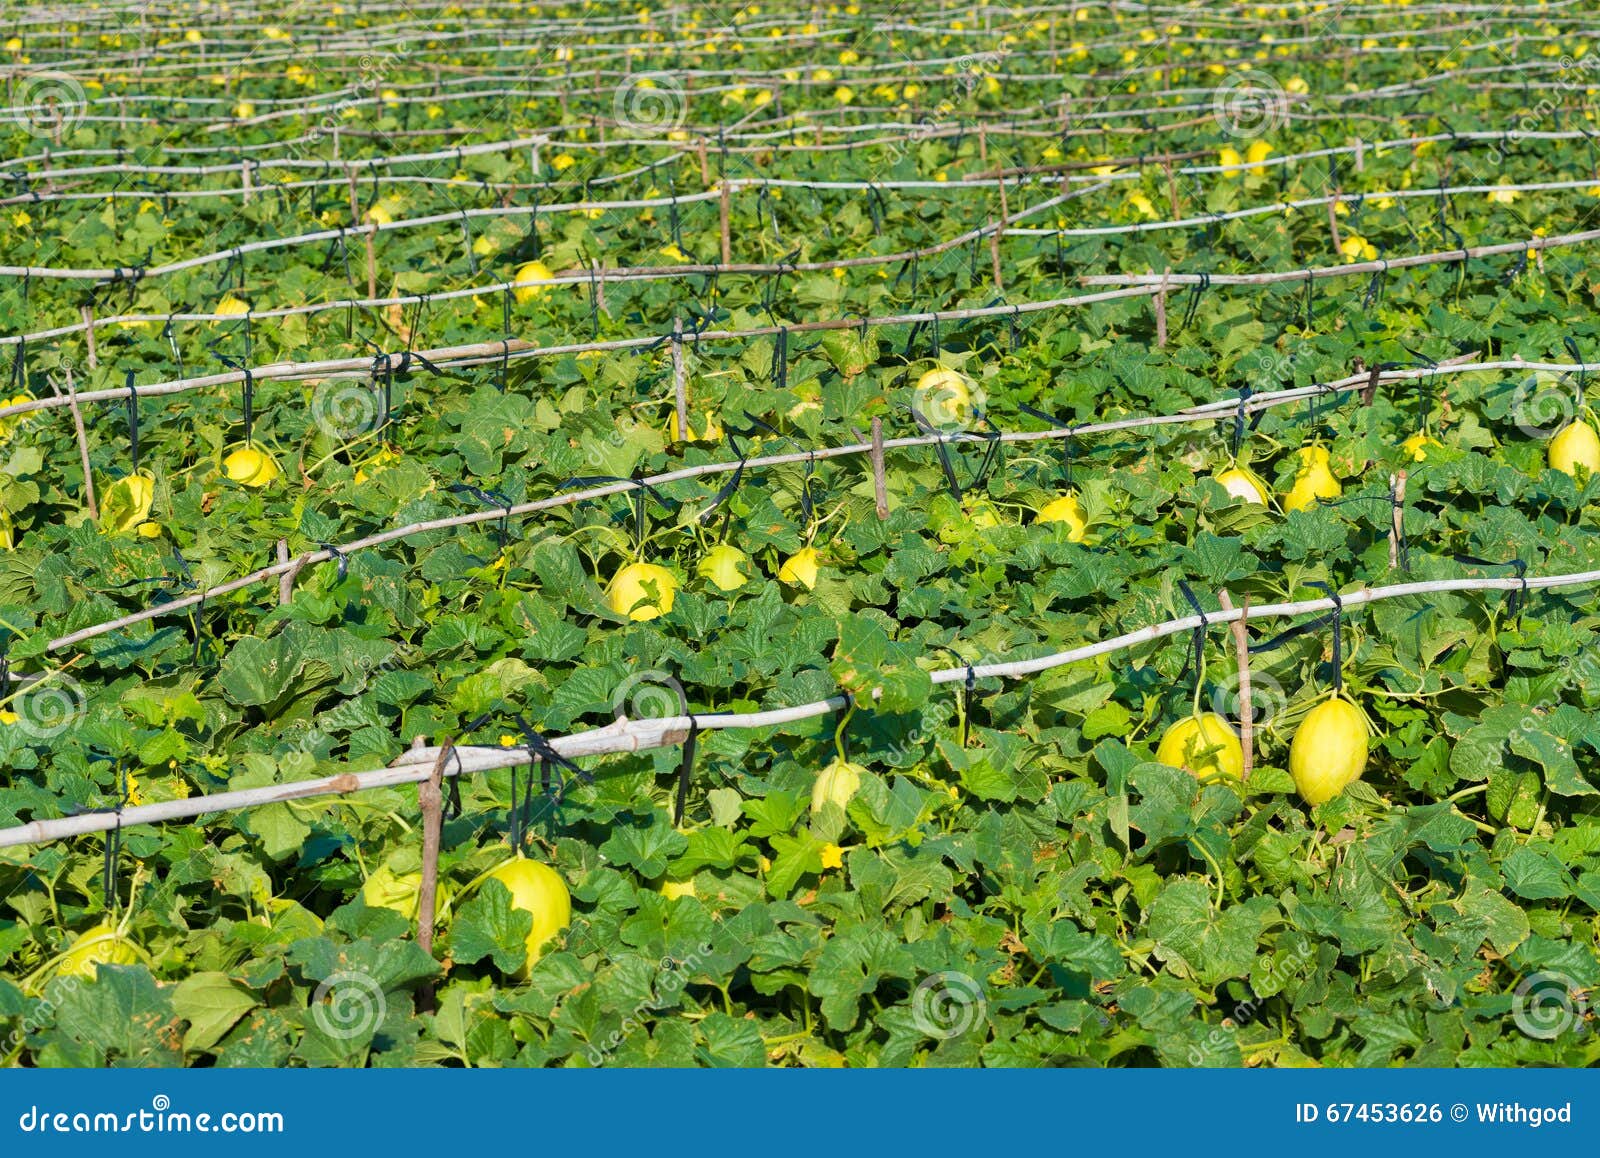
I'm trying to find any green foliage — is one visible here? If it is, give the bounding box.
[2,1,1599,1071]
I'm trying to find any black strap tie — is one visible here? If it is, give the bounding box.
[1175,581,1209,689]
[674,716,699,826]
[1306,582,1344,692]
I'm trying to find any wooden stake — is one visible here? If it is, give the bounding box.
[415,736,449,1014]
[696,137,709,186]
[241,160,253,206]
[1353,136,1365,173]
[719,180,732,266]
[1164,157,1180,219]
[671,317,688,439]
[62,368,97,521]
[276,540,291,605]
[1389,471,1407,570]
[1154,267,1170,347]
[871,416,888,519]
[1326,190,1343,256]
[991,179,1008,290]
[1217,589,1253,783]
[348,167,377,299]
[81,305,97,369]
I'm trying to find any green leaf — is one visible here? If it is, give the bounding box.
[451,882,534,974]
[172,972,260,1054]
[600,810,689,877]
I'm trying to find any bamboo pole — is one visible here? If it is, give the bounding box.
[10,566,1600,850]
[1217,590,1253,783]
[40,354,1497,655]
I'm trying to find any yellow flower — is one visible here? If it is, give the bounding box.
[1218,145,1243,170]
[551,153,576,171]
[1285,76,1309,94]
[1339,235,1377,262]
[1126,191,1158,219]
[819,844,844,870]
[11,210,30,228]
[1246,140,1273,171]
[1487,188,1518,204]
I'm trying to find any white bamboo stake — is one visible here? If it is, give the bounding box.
[0,285,1161,424]
[4,564,1594,850]
[43,355,1493,655]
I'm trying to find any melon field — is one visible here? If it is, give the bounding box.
[1,0,1599,1070]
